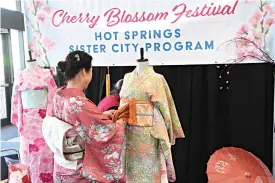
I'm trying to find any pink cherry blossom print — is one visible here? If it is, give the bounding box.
[33,48,43,60]
[161,169,166,175]
[41,36,55,51]
[12,114,18,124]
[236,24,249,36]
[38,109,46,119]
[33,32,41,42]
[28,42,35,51]
[28,17,38,25]
[245,33,255,42]
[249,11,264,25]
[43,6,52,14]
[262,4,273,14]
[264,17,275,29]
[34,138,46,148]
[29,144,39,153]
[26,2,35,13]
[37,11,48,23]
[39,172,53,183]
[34,0,45,7]
[42,158,50,164]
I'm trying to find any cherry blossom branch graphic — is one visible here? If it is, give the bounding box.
[218,0,274,74]
[25,0,55,67]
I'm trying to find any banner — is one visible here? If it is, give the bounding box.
[23,0,275,66]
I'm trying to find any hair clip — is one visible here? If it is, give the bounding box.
[75,54,80,61]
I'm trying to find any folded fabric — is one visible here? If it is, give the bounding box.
[42,116,84,170]
[113,99,154,126]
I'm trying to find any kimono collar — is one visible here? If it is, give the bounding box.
[121,66,155,98]
[56,87,85,98]
[133,66,155,78]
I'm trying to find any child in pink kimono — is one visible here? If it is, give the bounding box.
[46,51,125,183]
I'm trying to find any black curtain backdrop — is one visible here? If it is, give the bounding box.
[57,63,274,183]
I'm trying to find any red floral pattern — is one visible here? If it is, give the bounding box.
[29,144,39,153]
[34,138,46,148]
[39,172,53,183]
[38,109,46,119]
[22,175,31,183]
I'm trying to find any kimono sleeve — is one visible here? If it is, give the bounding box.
[151,75,185,145]
[11,73,23,130]
[69,97,125,182]
[46,71,57,116]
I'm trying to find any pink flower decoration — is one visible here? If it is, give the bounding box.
[43,6,52,14]
[29,144,39,153]
[38,109,46,119]
[264,17,275,29]
[28,17,37,25]
[262,4,273,14]
[37,11,48,23]
[28,42,35,51]
[34,0,45,7]
[34,138,46,147]
[39,172,53,183]
[33,32,41,42]
[249,11,264,25]
[12,114,18,123]
[236,24,249,36]
[161,169,166,175]
[33,48,44,59]
[42,158,51,164]
[41,36,55,51]
[26,2,35,13]
[252,48,263,57]
[245,33,255,42]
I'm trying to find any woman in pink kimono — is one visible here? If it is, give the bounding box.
[47,51,125,183]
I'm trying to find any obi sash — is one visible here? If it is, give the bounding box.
[21,89,48,109]
[113,99,154,127]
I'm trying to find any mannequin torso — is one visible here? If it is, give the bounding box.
[136,61,149,75]
[26,61,37,70]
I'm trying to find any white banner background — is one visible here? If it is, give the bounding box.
[23,0,275,66]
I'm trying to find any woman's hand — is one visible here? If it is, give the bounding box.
[103,110,115,120]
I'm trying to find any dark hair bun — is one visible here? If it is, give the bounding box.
[58,51,93,80]
[57,61,67,72]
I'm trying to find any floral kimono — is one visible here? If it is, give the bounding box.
[11,65,57,183]
[119,66,185,183]
[50,87,125,183]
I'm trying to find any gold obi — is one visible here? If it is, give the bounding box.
[113,99,154,127]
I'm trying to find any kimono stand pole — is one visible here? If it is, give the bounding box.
[26,50,37,70]
[137,47,148,62]
[106,66,111,96]
[27,50,36,62]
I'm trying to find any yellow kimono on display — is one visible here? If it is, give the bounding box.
[119,66,185,183]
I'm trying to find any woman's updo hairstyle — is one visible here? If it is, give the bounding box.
[57,51,93,80]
